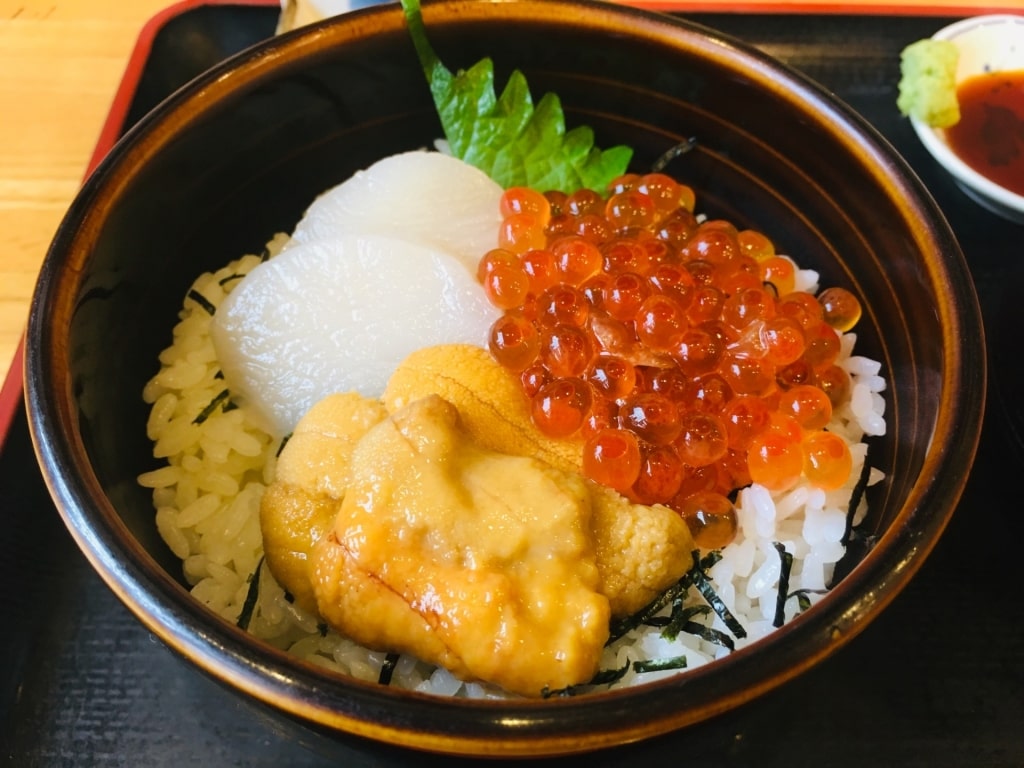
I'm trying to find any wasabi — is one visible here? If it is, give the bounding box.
[897,38,961,128]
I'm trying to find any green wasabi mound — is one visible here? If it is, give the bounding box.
[897,39,961,128]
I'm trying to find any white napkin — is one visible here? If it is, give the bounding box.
[277,0,392,33]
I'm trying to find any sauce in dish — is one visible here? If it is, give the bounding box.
[945,69,1024,197]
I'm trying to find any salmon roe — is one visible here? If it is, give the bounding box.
[480,177,864,548]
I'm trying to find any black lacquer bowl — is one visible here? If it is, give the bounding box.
[24,0,984,757]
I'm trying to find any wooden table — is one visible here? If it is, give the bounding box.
[0,0,1017,389]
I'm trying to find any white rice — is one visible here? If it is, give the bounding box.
[139,238,886,698]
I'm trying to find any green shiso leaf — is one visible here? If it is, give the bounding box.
[399,0,632,193]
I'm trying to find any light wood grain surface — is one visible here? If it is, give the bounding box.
[0,0,1015,387]
[0,0,180,383]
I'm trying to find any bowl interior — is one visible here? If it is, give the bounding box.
[25,0,983,756]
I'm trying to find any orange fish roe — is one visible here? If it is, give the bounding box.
[482,177,862,547]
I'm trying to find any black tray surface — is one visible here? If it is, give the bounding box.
[3,5,1023,766]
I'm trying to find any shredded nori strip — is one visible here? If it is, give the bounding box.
[218,273,246,287]
[546,549,745,695]
[651,136,698,173]
[378,653,401,685]
[541,659,631,698]
[275,433,292,458]
[633,656,688,674]
[608,550,734,645]
[236,557,263,631]
[788,588,829,613]
[652,602,734,650]
[793,590,813,613]
[607,573,692,644]
[543,654,693,697]
[841,454,873,547]
[700,551,723,571]
[193,389,232,425]
[317,622,329,638]
[659,601,710,641]
[688,551,747,639]
[829,454,878,586]
[186,288,217,316]
[682,621,736,651]
[772,542,794,628]
[587,661,633,687]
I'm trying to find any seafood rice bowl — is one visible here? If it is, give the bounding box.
[138,144,887,698]
[24,0,983,756]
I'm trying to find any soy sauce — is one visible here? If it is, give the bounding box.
[945,69,1024,196]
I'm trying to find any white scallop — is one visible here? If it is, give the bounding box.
[284,150,504,274]
[210,235,499,436]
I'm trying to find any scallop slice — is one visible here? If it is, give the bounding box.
[210,235,499,436]
[286,150,504,275]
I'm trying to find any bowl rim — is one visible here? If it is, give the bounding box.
[24,0,986,757]
[908,13,1024,216]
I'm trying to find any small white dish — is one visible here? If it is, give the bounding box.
[908,14,1024,224]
